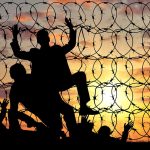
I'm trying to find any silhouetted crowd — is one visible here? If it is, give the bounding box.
[0,98,133,145]
[0,18,134,145]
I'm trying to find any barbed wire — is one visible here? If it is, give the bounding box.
[0,1,150,142]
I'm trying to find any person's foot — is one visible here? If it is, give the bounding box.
[79,107,99,115]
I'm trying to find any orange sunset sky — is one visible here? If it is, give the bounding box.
[0,0,150,142]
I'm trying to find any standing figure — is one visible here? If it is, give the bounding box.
[10,18,98,115]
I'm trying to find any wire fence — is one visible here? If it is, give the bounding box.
[0,1,150,142]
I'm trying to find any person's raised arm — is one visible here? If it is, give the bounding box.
[10,24,32,60]
[121,121,134,142]
[63,18,76,54]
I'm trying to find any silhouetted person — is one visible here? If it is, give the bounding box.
[9,63,31,132]
[0,99,9,128]
[97,121,134,144]
[9,63,77,141]
[0,99,10,142]
[0,99,9,126]
[10,18,98,115]
[76,117,95,143]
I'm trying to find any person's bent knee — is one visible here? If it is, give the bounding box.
[62,103,74,114]
[77,71,86,79]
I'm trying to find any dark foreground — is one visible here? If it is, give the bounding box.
[0,130,149,147]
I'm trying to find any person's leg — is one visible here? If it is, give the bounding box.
[33,89,62,142]
[59,100,77,138]
[72,72,90,106]
[58,72,99,115]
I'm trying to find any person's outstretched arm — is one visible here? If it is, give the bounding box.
[17,112,47,131]
[10,24,32,60]
[17,111,37,128]
[121,121,134,142]
[63,18,76,54]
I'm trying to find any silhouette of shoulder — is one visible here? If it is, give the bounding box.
[10,74,32,101]
[51,45,61,49]
[30,48,39,53]
[51,44,66,55]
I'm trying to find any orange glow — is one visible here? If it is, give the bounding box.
[14,16,33,22]
[0,0,149,143]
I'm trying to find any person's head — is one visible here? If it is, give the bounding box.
[36,29,50,46]
[98,126,112,137]
[10,63,26,80]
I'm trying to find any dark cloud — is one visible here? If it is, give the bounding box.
[0,87,10,99]
[126,0,150,3]
[118,0,150,16]
[133,67,150,77]
[0,20,37,41]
